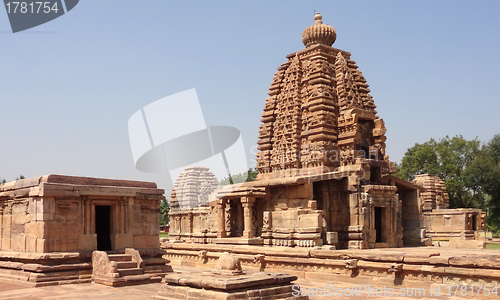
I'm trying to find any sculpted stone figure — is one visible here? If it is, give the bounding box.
[212,252,243,275]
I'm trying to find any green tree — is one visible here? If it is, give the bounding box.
[160,199,170,226]
[465,135,500,231]
[219,168,259,186]
[396,135,484,208]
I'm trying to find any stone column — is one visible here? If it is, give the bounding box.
[127,196,134,234]
[84,198,91,235]
[241,197,255,238]
[120,198,126,234]
[217,199,227,238]
[2,205,12,251]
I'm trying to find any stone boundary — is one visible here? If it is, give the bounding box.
[162,242,500,289]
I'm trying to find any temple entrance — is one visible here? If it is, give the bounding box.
[375,207,384,243]
[229,200,244,237]
[95,205,112,251]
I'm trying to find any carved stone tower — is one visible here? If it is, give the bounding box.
[256,13,391,182]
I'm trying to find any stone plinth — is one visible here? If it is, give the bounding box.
[154,271,308,300]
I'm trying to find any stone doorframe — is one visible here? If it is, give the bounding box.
[84,197,130,250]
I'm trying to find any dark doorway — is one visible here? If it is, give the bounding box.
[472,215,477,230]
[375,207,383,243]
[95,205,112,251]
[229,200,244,237]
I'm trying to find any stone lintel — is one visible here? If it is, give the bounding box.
[362,185,397,194]
[34,182,163,198]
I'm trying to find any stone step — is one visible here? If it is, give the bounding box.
[118,268,144,276]
[116,261,138,269]
[108,254,132,262]
[144,257,170,265]
[93,274,158,287]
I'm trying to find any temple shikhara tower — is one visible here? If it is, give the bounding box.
[257,13,386,180]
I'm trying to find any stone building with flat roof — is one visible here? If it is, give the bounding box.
[0,174,171,286]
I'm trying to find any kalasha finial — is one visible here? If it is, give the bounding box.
[302,12,336,48]
[314,12,322,24]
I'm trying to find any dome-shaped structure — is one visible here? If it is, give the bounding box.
[302,12,337,47]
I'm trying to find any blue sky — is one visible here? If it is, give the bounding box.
[1,1,499,193]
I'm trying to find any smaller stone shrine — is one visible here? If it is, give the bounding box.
[0,174,171,286]
[168,166,220,243]
[154,252,308,300]
[412,174,488,247]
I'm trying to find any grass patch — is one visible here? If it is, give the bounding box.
[486,243,500,250]
[433,239,449,242]
[159,232,169,238]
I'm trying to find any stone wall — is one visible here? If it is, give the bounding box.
[163,243,500,289]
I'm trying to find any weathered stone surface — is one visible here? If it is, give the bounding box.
[163,271,298,291]
[92,250,172,287]
[448,254,500,269]
[157,268,307,300]
[155,282,307,300]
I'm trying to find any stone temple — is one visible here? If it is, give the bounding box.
[169,13,430,249]
[413,174,487,247]
[0,174,171,286]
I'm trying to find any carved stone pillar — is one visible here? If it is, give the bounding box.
[120,198,126,234]
[217,199,227,238]
[241,197,255,238]
[85,198,91,234]
[224,205,231,233]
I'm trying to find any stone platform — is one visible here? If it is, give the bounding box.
[0,250,93,287]
[154,270,307,300]
[163,243,500,289]
[0,248,170,287]
[0,265,499,299]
